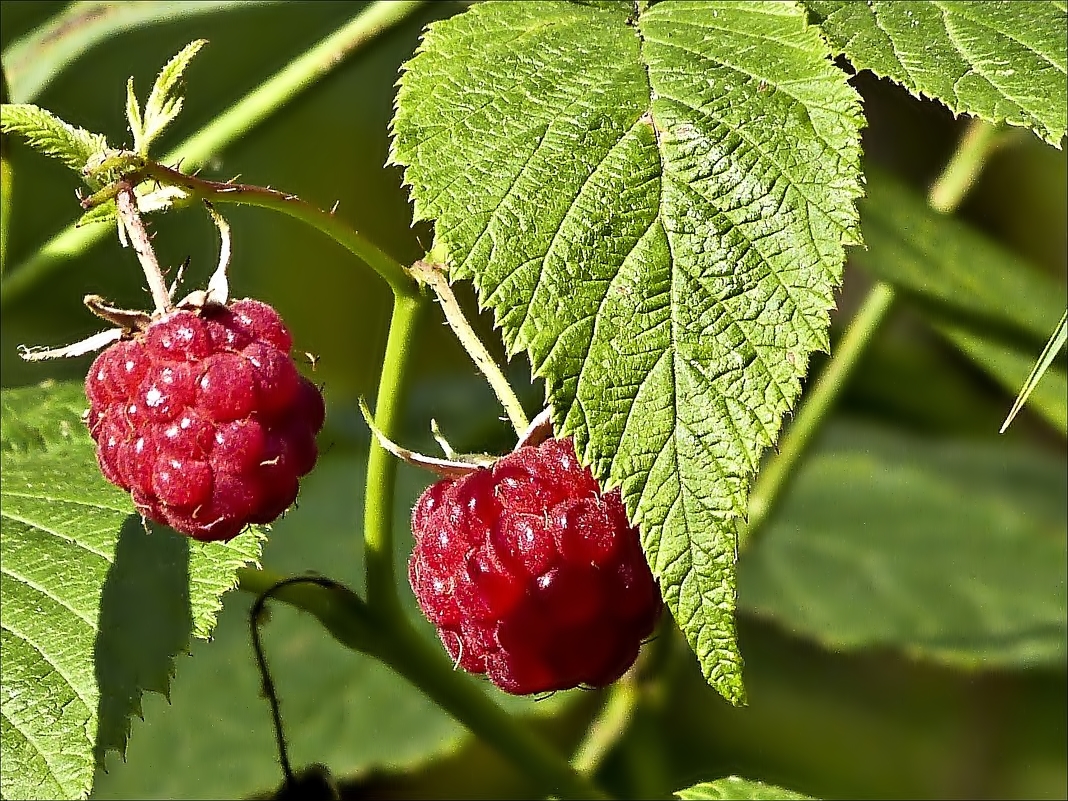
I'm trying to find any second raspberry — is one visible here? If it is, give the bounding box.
[409,437,663,695]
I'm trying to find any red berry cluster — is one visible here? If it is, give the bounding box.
[85,299,324,541]
[409,437,662,695]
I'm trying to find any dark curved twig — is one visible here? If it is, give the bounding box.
[249,575,352,792]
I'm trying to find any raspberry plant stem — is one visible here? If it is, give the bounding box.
[363,293,424,617]
[0,67,11,273]
[571,611,676,776]
[375,621,613,801]
[129,160,416,299]
[237,567,611,800]
[571,680,639,775]
[114,182,172,315]
[743,281,895,542]
[927,119,1004,215]
[743,118,1003,547]
[0,0,425,308]
[410,259,530,435]
[0,129,10,274]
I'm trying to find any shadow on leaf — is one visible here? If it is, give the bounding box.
[93,516,193,769]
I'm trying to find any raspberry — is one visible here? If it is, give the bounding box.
[409,437,662,694]
[84,299,324,541]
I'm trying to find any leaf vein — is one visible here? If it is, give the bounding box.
[0,620,97,722]
[0,564,98,630]
[0,706,77,800]
[0,509,116,563]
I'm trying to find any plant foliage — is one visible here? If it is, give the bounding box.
[391,0,865,705]
[0,383,264,800]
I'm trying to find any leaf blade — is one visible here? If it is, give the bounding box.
[0,103,108,173]
[676,777,814,800]
[0,382,263,801]
[139,39,208,154]
[126,78,144,154]
[739,423,1068,667]
[804,0,1068,145]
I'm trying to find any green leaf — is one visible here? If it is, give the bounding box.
[0,382,264,801]
[90,451,576,800]
[0,103,108,173]
[854,171,1068,433]
[77,201,119,228]
[138,40,208,155]
[999,310,1068,433]
[857,171,1066,344]
[935,318,1067,436]
[676,777,814,800]
[804,0,1068,145]
[2,1,282,104]
[391,0,863,706]
[125,78,144,152]
[739,423,1067,667]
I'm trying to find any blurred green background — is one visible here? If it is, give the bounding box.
[1,2,1065,799]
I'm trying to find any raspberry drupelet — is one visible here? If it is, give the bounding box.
[85,299,324,541]
[409,437,662,695]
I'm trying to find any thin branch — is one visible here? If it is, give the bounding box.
[410,259,529,435]
[99,160,414,299]
[249,575,358,794]
[1,0,425,308]
[114,182,171,315]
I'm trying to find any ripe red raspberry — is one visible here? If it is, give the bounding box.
[84,299,325,541]
[409,437,662,694]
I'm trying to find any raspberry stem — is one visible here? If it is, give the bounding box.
[1,0,424,309]
[114,181,172,315]
[363,294,424,618]
[0,70,11,273]
[119,159,418,300]
[374,615,611,800]
[572,680,640,775]
[236,566,612,801]
[410,259,530,435]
